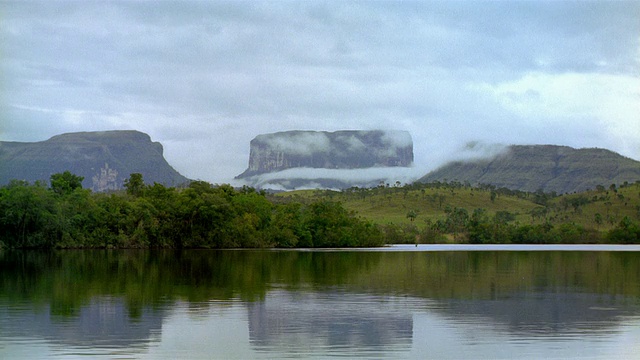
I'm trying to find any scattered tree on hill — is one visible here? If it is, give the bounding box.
[406,210,418,222]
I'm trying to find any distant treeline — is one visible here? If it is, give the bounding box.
[0,172,639,249]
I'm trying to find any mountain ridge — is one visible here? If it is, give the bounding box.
[419,144,640,194]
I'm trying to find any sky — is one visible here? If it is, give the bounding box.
[1,1,639,185]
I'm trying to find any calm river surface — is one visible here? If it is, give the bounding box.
[1,245,640,359]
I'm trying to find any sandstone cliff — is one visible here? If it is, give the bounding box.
[0,130,189,191]
[237,130,413,179]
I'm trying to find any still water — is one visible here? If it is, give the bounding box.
[1,246,639,359]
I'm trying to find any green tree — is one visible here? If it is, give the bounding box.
[608,216,640,244]
[594,213,603,229]
[270,203,312,248]
[124,173,145,197]
[0,181,56,248]
[494,211,516,224]
[50,171,84,195]
[468,208,491,244]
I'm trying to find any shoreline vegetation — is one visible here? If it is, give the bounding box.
[1,172,639,249]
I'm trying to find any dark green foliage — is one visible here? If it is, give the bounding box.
[0,173,383,249]
[0,181,56,248]
[607,217,640,244]
[381,223,420,244]
[302,201,383,247]
[50,171,84,195]
[124,173,145,197]
[437,206,469,237]
[2,173,637,248]
[268,203,309,248]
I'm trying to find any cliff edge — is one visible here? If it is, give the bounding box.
[238,130,413,177]
[0,130,189,191]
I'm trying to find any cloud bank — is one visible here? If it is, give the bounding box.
[1,1,638,185]
[260,132,332,156]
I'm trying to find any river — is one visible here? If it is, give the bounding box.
[1,245,639,359]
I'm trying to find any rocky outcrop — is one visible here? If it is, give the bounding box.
[237,130,413,178]
[419,145,640,194]
[0,130,189,191]
[236,130,414,189]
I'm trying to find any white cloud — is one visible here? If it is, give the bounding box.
[262,132,331,156]
[474,71,640,157]
[1,1,639,184]
[337,134,367,153]
[381,130,413,148]
[239,166,422,190]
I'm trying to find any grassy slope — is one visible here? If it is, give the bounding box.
[273,182,640,233]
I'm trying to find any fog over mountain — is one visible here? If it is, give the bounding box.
[420,144,640,194]
[237,130,414,189]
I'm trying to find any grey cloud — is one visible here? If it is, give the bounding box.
[263,132,332,156]
[336,134,367,153]
[1,1,639,184]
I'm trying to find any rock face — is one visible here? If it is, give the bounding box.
[419,145,640,194]
[0,130,189,191]
[236,130,413,189]
[238,130,413,177]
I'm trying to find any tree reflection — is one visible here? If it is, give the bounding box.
[0,249,639,351]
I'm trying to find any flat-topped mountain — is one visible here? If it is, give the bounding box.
[236,130,414,189]
[419,145,640,194]
[0,130,189,191]
[237,130,413,178]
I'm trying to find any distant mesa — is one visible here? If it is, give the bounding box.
[236,130,414,189]
[0,130,189,191]
[419,144,640,194]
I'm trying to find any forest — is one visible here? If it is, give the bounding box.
[1,171,639,249]
[0,172,383,249]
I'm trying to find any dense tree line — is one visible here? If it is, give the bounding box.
[0,172,384,249]
[2,173,639,248]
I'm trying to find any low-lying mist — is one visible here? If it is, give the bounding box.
[237,140,509,191]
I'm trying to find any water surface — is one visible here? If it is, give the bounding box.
[1,247,639,359]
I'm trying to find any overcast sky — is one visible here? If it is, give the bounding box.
[2,1,639,185]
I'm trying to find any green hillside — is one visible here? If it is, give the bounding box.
[272,180,640,243]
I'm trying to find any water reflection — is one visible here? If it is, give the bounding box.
[248,290,413,352]
[0,297,164,357]
[0,249,639,358]
[439,293,639,340]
